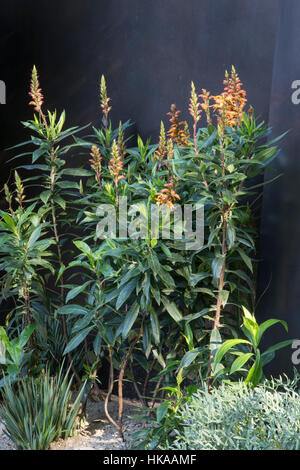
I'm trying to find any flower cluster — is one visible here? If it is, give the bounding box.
[212,66,247,129]
[189,81,201,124]
[29,65,44,112]
[166,138,174,162]
[155,177,180,210]
[109,139,125,187]
[117,122,127,160]
[89,145,102,187]
[100,75,112,127]
[167,104,190,146]
[155,121,167,162]
[199,89,212,126]
[14,171,25,208]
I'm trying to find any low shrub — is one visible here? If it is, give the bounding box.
[0,365,84,450]
[170,378,300,450]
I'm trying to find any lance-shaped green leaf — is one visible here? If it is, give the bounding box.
[116,278,138,310]
[65,281,92,303]
[122,302,140,339]
[161,296,183,323]
[257,318,288,345]
[213,339,251,370]
[230,352,253,374]
[64,326,94,354]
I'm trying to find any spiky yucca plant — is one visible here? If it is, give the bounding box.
[0,365,84,450]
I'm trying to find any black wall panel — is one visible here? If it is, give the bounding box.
[1,0,278,179]
[258,0,300,376]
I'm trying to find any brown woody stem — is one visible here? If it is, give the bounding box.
[118,318,144,440]
[104,345,118,430]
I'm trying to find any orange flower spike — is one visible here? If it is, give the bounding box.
[167,105,177,143]
[89,145,102,187]
[155,176,180,210]
[29,65,44,112]
[167,104,190,146]
[213,66,247,129]
[100,75,112,129]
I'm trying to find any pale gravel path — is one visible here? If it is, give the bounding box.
[0,394,145,451]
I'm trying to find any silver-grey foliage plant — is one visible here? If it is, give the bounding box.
[171,377,300,450]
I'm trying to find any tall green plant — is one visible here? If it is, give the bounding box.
[0,173,54,330]
[1,66,286,440]
[212,307,294,386]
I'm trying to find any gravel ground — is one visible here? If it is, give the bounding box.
[0,394,145,451]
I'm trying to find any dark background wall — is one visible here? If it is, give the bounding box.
[258,0,300,376]
[3,0,299,375]
[0,0,279,180]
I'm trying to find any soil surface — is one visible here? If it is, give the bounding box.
[0,394,145,451]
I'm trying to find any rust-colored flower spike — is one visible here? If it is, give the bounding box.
[167,104,190,146]
[117,122,126,160]
[199,89,212,126]
[189,81,202,153]
[100,75,112,128]
[109,139,125,188]
[155,176,180,210]
[155,121,167,162]
[14,171,25,209]
[29,65,44,112]
[4,184,14,217]
[89,145,102,187]
[212,66,247,129]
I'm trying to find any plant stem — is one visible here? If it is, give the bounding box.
[104,345,118,429]
[143,358,156,406]
[129,362,147,408]
[213,216,228,330]
[118,318,144,440]
[150,375,164,408]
